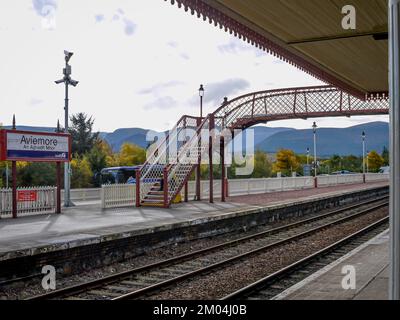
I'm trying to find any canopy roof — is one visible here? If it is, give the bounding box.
[169,0,388,100]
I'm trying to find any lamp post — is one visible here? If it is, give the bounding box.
[199,84,204,119]
[362,131,366,183]
[312,122,318,187]
[196,85,204,201]
[55,50,79,207]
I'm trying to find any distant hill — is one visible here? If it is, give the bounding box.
[256,121,389,156]
[2,122,388,156]
[252,126,294,145]
[102,126,293,152]
[102,128,162,151]
[3,125,57,132]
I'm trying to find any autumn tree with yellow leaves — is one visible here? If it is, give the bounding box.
[273,149,300,176]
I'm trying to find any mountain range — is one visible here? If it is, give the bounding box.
[3,121,389,156]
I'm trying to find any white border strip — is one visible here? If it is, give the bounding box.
[272,228,389,300]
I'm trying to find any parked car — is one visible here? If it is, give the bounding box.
[100,165,164,184]
[331,170,356,175]
[379,166,390,174]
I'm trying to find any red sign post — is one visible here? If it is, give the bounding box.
[0,118,71,218]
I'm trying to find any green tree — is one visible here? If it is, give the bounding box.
[87,141,109,187]
[342,155,362,172]
[69,113,99,155]
[273,149,300,176]
[71,155,93,188]
[367,150,384,172]
[381,146,389,166]
[18,163,56,186]
[329,154,342,171]
[253,150,272,178]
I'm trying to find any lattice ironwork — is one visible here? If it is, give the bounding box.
[213,85,389,130]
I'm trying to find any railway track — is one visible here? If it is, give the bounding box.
[222,217,388,300]
[27,196,388,300]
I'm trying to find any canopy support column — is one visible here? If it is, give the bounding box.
[389,0,400,300]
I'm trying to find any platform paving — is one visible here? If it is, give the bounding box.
[0,181,388,263]
[275,229,389,300]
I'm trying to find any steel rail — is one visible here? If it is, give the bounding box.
[26,196,388,300]
[222,216,389,300]
[112,201,388,300]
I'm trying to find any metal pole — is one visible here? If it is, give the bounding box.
[313,123,317,188]
[220,136,225,202]
[389,0,400,300]
[196,117,201,201]
[313,131,317,178]
[56,51,78,207]
[56,162,61,213]
[64,78,70,207]
[209,114,214,204]
[56,121,61,214]
[200,95,203,119]
[11,115,17,219]
[362,135,366,183]
[163,167,169,208]
[5,162,8,189]
[135,169,141,207]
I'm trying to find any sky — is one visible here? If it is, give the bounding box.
[0,0,389,133]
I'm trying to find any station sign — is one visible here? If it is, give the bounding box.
[0,129,71,162]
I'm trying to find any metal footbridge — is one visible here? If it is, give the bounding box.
[135,85,388,208]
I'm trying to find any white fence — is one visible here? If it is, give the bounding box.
[0,186,57,218]
[100,173,389,209]
[66,188,100,202]
[101,184,136,209]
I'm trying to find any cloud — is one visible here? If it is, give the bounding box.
[167,41,179,48]
[138,81,184,95]
[123,18,136,36]
[29,98,43,106]
[95,14,105,23]
[218,38,263,57]
[144,96,177,110]
[180,53,190,60]
[32,0,57,17]
[190,78,250,106]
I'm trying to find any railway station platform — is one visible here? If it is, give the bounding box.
[276,229,389,300]
[0,181,388,281]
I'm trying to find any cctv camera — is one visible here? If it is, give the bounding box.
[69,79,79,87]
[55,79,64,84]
[64,50,74,62]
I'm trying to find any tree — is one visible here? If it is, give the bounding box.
[381,146,389,166]
[70,156,93,188]
[367,150,384,172]
[273,149,300,176]
[69,113,99,155]
[117,143,146,166]
[253,150,272,178]
[342,155,362,172]
[87,140,109,187]
[17,162,56,187]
